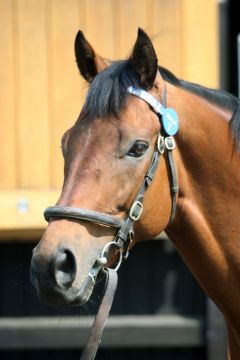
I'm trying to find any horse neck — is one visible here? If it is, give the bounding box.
[168,83,240,241]
[166,84,240,325]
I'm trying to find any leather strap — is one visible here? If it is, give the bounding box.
[80,268,118,360]
[114,149,161,255]
[44,206,124,229]
[161,82,178,225]
[166,149,178,225]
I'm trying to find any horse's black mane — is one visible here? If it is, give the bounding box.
[159,66,239,112]
[84,60,240,147]
[159,67,240,148]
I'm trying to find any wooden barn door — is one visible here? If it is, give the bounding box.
[0,0,219,238]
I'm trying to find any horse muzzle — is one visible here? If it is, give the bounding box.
[30,245,100,305]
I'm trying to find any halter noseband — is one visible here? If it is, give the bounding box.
[44,83,179,263]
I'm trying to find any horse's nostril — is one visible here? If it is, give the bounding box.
[54,249,77,289]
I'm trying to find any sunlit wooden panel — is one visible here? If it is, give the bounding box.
[48,0,84,188]
[0,0,16,189]
[85,0,115,59]
[148,0,182,77]
[180,0,219,88]
[16,0,50,188]
[0,190,59,232]
[114,0,148,59]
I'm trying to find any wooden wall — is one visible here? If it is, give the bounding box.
[0,0,219,236]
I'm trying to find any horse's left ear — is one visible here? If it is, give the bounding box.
[129,28,158,90]
[74,30,107,82]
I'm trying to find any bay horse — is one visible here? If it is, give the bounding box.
[30,28,240,358]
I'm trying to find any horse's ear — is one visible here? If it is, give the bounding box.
[129,28,158,90]
[74,31,107,82]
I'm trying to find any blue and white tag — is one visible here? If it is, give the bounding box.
[127,86,179,136]
[162,108,179,136]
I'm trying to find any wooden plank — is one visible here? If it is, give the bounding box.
[85,0,115,59]
[114,0,148,58]
[0,0,16,189]
[0,229,45,242]
[16,0,50,188]
[48,0,83,188]
[0,315,204,349]
[0,190,59,233]
[148,0,182,76]
[180,0,219,87]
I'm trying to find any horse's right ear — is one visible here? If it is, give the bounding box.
[74,31,107,82]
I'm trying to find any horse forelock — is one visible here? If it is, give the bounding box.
[84,60,141,119]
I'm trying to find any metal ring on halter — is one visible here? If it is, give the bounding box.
[157,134,165,154]
[97,241,123,272]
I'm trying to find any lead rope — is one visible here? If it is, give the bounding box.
[166,143,178,225]
[80,268,118,360]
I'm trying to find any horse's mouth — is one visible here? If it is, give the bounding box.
[73,262,103,306]
[35,275,94,306]
[33,261,102,306]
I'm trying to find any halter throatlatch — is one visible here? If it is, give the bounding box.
[43,82,179,360]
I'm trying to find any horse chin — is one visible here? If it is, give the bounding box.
[35,274,96,306]
[75,280,95,305]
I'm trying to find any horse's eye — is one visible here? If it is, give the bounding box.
[127,141,149,158]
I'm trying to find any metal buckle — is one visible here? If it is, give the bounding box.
[165,136,175,150]
[129,201,143,221]
[157,135,165,154]
[97,241,123,271]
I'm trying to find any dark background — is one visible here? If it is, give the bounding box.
[0,240,206,360]
[222,0,240,95]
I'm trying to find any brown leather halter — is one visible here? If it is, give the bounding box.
[43,84,178,359]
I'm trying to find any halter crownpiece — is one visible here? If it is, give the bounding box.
[127,86,179,136]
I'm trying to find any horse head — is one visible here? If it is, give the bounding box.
[30,29,176,305]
